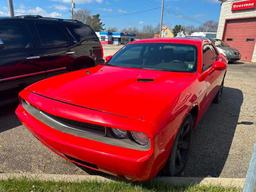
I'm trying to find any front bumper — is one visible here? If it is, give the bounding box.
[16,103,156,181]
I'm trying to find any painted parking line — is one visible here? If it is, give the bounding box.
[243,144,256,192]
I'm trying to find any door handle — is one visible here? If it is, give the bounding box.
[66,51,75,55]
[26,56,40,60]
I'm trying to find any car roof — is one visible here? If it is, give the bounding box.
[0,15,83,25]
[130,37,210,46]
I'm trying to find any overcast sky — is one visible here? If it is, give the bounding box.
[0,0,221,29]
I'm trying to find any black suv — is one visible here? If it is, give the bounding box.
[0,15,103,94]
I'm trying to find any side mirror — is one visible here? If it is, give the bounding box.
[105,55,113,63]
[0,38,4,49]
[213,61,227,70]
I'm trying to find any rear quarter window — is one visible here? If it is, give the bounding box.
[35,22,70,48]
[67,23,98,42]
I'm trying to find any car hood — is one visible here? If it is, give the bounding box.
[26,65,196,122]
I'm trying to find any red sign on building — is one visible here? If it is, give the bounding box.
[232,0,256,11]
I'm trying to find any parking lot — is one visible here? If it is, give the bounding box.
[0,45,255,178]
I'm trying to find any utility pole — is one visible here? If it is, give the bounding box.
[71,0,75,19]
[159,0,165,37]
[7,0,14,17]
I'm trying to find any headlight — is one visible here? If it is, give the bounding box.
[130,131,149,146]
[111,128,127,139]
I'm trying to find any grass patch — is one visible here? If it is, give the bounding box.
[0,179,240,192]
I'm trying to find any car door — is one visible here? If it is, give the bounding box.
[32,21,75,76]
[207,44,224,97]
[0,20,40,85]
[199,44,218,112]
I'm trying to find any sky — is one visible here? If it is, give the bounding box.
[0,0,221,30]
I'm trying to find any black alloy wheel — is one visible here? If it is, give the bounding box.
[164,114,193,176]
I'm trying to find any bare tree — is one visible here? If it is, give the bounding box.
[199,20,218,32]
[73,10,104,31]
[122,27,139,34]
[183,20,219,34]
[73,9,91,24]
[142,25,159,34]
[184,25,196,35]
[107,27,118,32]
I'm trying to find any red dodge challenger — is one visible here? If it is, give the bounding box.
[16,38,227,181]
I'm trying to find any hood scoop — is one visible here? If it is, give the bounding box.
[137,78,155,82]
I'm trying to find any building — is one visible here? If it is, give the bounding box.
[96,32,113,44]
[217,0,256,62]
[161,26,174,38]
[96,32,136,45]
[112,32,136,45]
[154,26,174,38]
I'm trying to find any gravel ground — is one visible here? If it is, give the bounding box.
[0,48,255,178]
[184,63,256,178]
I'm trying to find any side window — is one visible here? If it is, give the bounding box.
[67,24,98,42]
[203,45,217,71]
[36,22,70,48]
[0,22,32,50]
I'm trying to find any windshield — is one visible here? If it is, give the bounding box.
[108,43,197,72]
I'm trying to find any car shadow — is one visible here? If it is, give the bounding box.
[183,86,243,177]
[229,61,244,65]
[0,89,21,133]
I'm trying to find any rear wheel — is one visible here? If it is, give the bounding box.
[163,115,193,176]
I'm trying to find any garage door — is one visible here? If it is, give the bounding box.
[223,18,256,62]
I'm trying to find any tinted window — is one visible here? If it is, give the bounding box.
[67,24,98,42]
[36,22,70,48]
[109,43,197,72]
[0,22,32,49]
[203,45,217,71]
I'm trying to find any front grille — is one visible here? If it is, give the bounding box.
[43,111,106,136]
[21,99,150,151]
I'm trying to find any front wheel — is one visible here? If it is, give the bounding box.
[163,115,193,176]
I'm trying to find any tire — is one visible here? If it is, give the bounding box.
[163,114,193,176]
[213,79,225,104]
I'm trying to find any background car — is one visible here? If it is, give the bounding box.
[190,32,217,39]
[16,38,227,181]
[0,15,103,102]
[212,39,241,63]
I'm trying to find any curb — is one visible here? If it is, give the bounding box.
[0,173,245,189]
[243,144,256,192]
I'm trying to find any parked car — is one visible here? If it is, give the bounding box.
[190,32,217,39]
[212,39,241,63]
[0,15,103,93]
[16,38,227,181]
